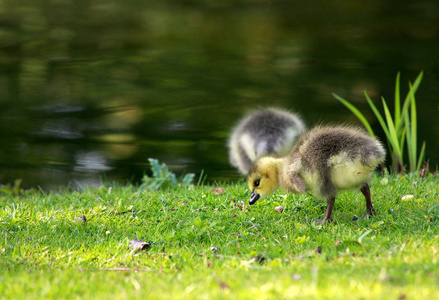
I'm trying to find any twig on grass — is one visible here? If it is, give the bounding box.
[116,209,146,215]
[97,268,154,272]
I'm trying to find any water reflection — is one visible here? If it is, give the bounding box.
[0,0,438,190]
[74,152,111,172]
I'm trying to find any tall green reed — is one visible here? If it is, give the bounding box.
[333,72,426,173]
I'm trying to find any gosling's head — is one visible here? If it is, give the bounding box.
[247,157,280,205]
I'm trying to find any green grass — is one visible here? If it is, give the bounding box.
[1,175,438,299]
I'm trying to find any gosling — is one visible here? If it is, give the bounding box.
[247,126,386,222]
[228,107,306,175]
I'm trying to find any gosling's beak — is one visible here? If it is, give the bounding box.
[249,192,260,205]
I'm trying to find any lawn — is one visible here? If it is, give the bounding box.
[1,174,438,299]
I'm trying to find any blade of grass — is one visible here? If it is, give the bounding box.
[332,93,374,135]
[365,92,403,171]
[381,98,402,158]
[399,72,423,131]
[416,141,426,171]
[409,82,418,172]
[394,72,401,129]
[408,71,423,96]
[404,80,422,172]
[197,169,206,186]
[364,92,391,139]
[399,127,406,159]
[403,108,413,171]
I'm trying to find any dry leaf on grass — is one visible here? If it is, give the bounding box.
[219,281,229,290]
[211,187,224,195]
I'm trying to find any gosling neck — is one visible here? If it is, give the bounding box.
[276,157,291,190]
[271,157,287,189]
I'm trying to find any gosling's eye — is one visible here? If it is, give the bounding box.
[254,179,260,187]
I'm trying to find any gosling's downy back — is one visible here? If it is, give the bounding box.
[283,126,386,199]
[229,107,306,175]
[290,126,385,166]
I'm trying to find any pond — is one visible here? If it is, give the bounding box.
[0,0,438,190]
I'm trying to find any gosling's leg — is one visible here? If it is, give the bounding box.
[360,183,376,218]
[315,197,335,223]
[314,175,337,223]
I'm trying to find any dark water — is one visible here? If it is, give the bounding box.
[1,1,438,190]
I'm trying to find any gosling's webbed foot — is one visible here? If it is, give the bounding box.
[313,217,332,224]
[352,214,371,221]
[361,213,372,220]
[363,206,376,219]
[367,206,376,216]
[352,210,376,221]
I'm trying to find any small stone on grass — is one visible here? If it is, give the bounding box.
[275,206,284,213]
[129,239,151,253]
[74,215,87,225]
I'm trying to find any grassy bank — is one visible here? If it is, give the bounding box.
[1,174,438,299]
